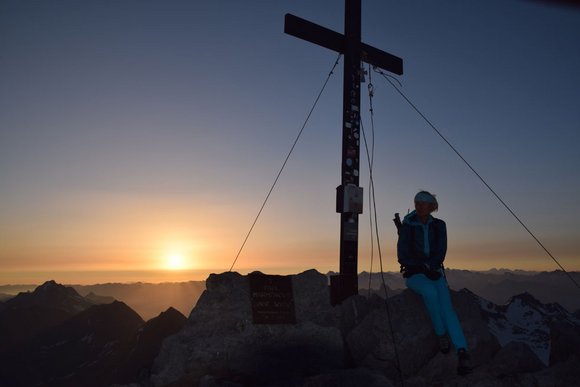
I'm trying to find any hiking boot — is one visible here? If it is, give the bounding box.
[457,348,472,376]
[438,335,450,354]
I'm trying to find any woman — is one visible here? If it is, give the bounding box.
[397,191,472,375]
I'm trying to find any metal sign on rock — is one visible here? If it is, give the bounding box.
[249,272,296,324]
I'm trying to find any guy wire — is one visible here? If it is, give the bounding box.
[229,54,342,272]
[360,63,405,387]
[375,68,580,291]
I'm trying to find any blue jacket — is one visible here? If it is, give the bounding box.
[397,210,447,269]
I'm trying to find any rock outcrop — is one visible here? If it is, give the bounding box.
[151,270,580,387]
[151,270,343,386]
[6,274,577,386]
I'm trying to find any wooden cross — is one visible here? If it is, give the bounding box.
[285,0,403,305]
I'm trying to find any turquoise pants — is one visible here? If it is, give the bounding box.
[406,273,468,351]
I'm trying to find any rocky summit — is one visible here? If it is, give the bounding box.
[2,273,579,386]
[151,270,344,387]
[149,270,580,387]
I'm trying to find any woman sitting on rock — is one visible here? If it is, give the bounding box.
[397,190,472,375]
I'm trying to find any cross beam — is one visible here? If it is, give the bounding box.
[285,0,403,305]
[284,14,403,75]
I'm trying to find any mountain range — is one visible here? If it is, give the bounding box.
[360,269,580,313]
[0,280,206,320]
[0,281,186,387]
[1,270,579,386]
[2,269,579,319]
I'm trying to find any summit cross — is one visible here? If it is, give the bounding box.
[284,0,403,305]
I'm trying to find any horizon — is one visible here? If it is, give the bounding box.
[1,1,579,284]
[0,266,574,288]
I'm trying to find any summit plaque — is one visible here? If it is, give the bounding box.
[249,272,296,324]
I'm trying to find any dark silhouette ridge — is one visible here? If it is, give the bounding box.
[0,280,93,352]
[72,280,205,320]
[0,292,12,302]
[84,291,115,305]
[0,281,187,387]
[0,300,142,387]
[121,307,187,385]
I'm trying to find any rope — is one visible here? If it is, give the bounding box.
[228,54,342,272]
[375,67,580,291]
[360,64,405,387]
[366,68,376,297]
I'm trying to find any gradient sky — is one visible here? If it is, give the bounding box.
[1,0,579,285]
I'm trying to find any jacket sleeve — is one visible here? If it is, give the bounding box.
[397,223,413,266]
[427,220,447,268]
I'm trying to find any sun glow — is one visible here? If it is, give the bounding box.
[158,240,203,271]
[165,252,187,271]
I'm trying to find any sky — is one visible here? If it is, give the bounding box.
[1,0,579,285]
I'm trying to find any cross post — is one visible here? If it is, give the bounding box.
[284,0,403,305]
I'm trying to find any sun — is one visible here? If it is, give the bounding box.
[159,241,200,271]
[165,252,187,271]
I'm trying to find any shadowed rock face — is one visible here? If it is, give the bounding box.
[0,301,144,387]
[342,288,502,384]
[0,281,187,387]
[0,280,94,352]
[151,271,580,387]
[151,270,344,387]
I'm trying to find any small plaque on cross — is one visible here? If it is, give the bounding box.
[249,272,296,324]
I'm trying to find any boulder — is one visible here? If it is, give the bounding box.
[343,288,500,382]
[344,290,436,380]
[151,270,343,387]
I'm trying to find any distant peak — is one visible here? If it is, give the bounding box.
[32,280,83,300]
[40,280,59,288]
[159,306,186,319]
[510,292,541,306]
[35,280,66,294]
